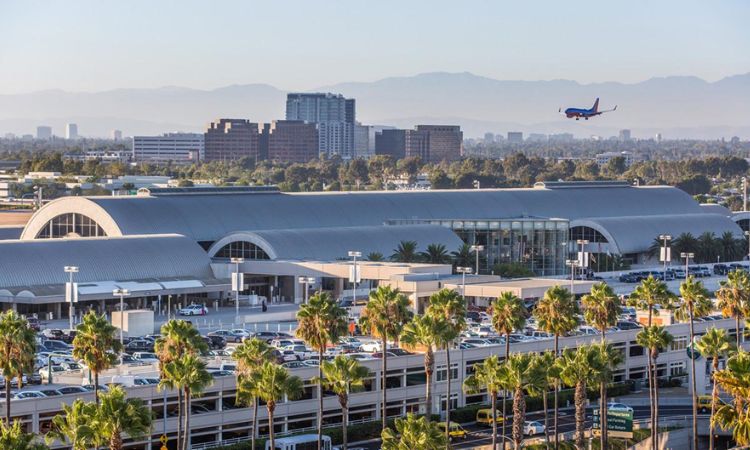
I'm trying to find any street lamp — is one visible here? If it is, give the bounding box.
[576,239,589,278]
[681,252,694,279]
[566,259,580,293]
[745,231,750,262]
[298,276,315,304]
[470,245,484,275]
[659,234,672,281]
[348,251,362,304]
[455,267,472,302]
[112,288,130,365]
[64,266,79,330]
[230,257,245,321]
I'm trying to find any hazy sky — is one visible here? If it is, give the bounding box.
[1,0,748,94]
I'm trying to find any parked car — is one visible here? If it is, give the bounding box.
[437,422,467,441]
[616,320,642,330]
[714,263,730,275]
[14,391,47,400]
[132,352,159,362]
[281,361,307,369]
[124,339,155,353]
[60,362,83,373]
[524,420,546,435]
[41,329,65,340]
[38,365,65,381]
[208,330,246,343]
[39,389,62,397]
[26,317,40,332]
[280,345,317,360]
[607,402,634,413]
[476,409,503,426]
[42,339,73,352]
[203,335,227,350]
[57,386,89,395]
[179,304,208,316]
[253,331,283,343]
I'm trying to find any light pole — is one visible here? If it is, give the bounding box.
[298,276,315,304]
[230,257,244,321]
[470,245,484,275]
[112,288,130,365]
[348,251,361,303]
[64,266,79,330]
[659,234,672,281]
[566,259,580,293]
[681,252,694,279]
[576,239,589,278]
[745,231,750,262]
[456,267,472,302]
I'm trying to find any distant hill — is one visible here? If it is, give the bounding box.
[1,72,748,139]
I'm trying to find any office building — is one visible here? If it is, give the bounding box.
[204,119,260,162]
[354,123,371,158]
[36,126,52,140]
[655,133,663,142]
[507,131,523,143]
[375,129,407,159]
[375,126,462,162]
[527,133,547,142]
[111,129,123,141]
[260,120,319,163]
[619,129,632,142]
[65,123,78,140]
[549,133,574,143]
[132,133,204,163]
[286,93,355,158]
[595,151,636,167]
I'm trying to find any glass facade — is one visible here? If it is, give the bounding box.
[214,241,270,260]
[36,213,106,238]
[388,218,569,276]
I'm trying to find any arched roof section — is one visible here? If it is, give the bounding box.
[20,196,123,240]
[208,225,465,261]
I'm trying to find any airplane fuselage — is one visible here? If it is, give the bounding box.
[564,108,600,120]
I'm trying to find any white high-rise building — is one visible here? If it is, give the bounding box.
[286,93,355,158]
[36,126,52,140]
[111,129,123,141]
[65,123,78,140]
[132,133,204,163]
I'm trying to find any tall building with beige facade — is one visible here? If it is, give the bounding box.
[204,119,260,162]
[261,120,319,163]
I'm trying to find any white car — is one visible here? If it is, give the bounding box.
[523,420,546,436]
[280,344,318,360]
[607,402,634,413]
[359,341,382,352]
[14,391,47,400]
[132,352,159,362]
[38,365,65,381]
[179,304,208,316]
[470,325,497,337]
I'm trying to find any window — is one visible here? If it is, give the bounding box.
[214,241,270,260]
[436,364,459,382]
[36,213,105,238]
[671,336,688,352]
[628,342,644,357]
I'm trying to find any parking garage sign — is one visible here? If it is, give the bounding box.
[593,408,634,439]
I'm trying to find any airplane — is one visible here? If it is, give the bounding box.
[560,98,617,120]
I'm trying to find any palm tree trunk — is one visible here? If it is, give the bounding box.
[110,430,123,450]
[252,398,258,450]
[542,390,550,450]
[425,350,433,421]
[646,350,655,450]
[445,344,452,449]
[94,371,100,405]
[183,388,191,450]
[177,387,183,450]
[600,331,607,450]
[268,404,276,450]
[553,334,559,450]
[318,349,324,450]
[709,357,719,450]
[653,355,660,450]
[575,382,586,450]
[502,338,509,450]
[736,316,742,349]
[689,309,698,450]
[342,403,349,450]
[491,391,498,450]
[381,336,388,431]
[5,376,10,425]
[513,386,525,450]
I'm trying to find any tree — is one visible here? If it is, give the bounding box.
[464,355,504,449]
[581,282,621,450]
[318,356,369,450]
[0,420,48,450]
[73,311,122,403]
[420,243,450,264]
[0,311,36,424]
[366,252,385,262]
[359,286,412,431]
[499,353,541,450]
[233,338,276,450]
[451,244,473,268]
[492,262,535,279]
[400,314,449,420]
[716,269,750,348]
[555,346,602,450]
[713,350,750,446]
[381,413,448,450]
[391,241,420,263]
[296,292,348,450]
[673,233,699,258]
[95,385,152,450]
[696,328,733,450]
[426,288,466,444]
[255,362,303,450]
[491,292,528,446]
[636,326,674,450]
[533,285,578,450]
[677,276,712,450]
[46,400,98,450]
[530,351,557,449]
[159,354,213,450]
[627,276,675,326]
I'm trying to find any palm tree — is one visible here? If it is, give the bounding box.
[0,311,37,424]
[627,276,675,326]
[491,292,528,446]
[296,291,348,450]
[400,314,449,420]
[46,400,99,450]
[677,276,712,450]
[463,355,503,450]
[533,285,578,450]
[636,326,673,450]
[359,285,412,431]
[555,346,602,450]
[697,231,719,263]
[451,243,473,268]
[716,269,750,348]
[590,343,624,449]
[0,420,48,450]
[695,328,733,450]
[73,311,122,403]
[95,385,152,450]
[391,240,420,262]
[255,362,303,450]
[713,350,750,446]
[159,354,213,450]
[318,356,369,450]
[421,243,450,264]
[530,351,556,449]
[233,338,276,450]
[154,319,207,447]
[673,232,698,258]
[426,288,466,445]
[499,353,541,450]
[366,252,385,262]
[719,231,743,262]
[381,413,448,450]
[581,282,621,450]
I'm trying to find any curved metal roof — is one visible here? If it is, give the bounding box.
[208,225,465,261]
[21,185,723,242]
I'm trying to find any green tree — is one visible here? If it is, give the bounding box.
[491,292,528,444]
[46,400,98,450]
[420,243,450,264]
[0,420,48,450]
[451,244,473,268]
[366,252,385,262]
[0,311,36,424]
[636,326,674,450]
[555,346,602,450]
[255,362,303,450]
[296,292,348,449]
[499,353,541,450]
[391,240,420,262]
[530,351,557,449]
[359,286,412,431]
[533,286,579,449]
[696,328,734,450]
[318,356,369,450]
[713,351,750,446]
[677,276,713,450]
[232,338,277,450]
[492,262,535,278]
[95,385,152,450]
[464,355,504,450]
[73,311,122,403]
[381,413,448,450]
[627,276,675,326]
[716,269,750,348]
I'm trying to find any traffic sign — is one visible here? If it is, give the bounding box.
[593,408,634,439]
[160,435,168,444]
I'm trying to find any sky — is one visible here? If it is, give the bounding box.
[0,0,748,94]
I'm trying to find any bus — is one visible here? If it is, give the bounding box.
[265,434,332,450]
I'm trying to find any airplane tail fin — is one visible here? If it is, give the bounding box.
[592,98,600,112]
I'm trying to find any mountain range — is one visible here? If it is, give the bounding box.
[1,72,748,139]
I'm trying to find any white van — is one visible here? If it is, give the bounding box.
[265,434,331,450]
